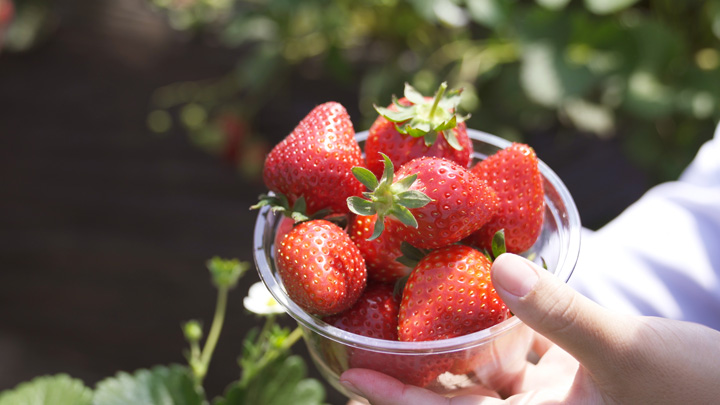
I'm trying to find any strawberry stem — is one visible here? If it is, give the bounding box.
[428,82,448,119]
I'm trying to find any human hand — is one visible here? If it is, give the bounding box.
[341,253,720,404]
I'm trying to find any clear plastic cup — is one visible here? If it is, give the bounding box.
[253,129,581,400]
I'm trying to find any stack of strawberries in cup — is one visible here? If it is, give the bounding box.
[252,82,545,387]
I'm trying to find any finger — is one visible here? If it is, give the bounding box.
[530,333,554,358]
[340,369,502,405]
[490,253,630,374]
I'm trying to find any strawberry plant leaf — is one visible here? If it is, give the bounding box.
[216,355,324,405]
[391,173,418,193]
[369,214,386,241]
[347,196,376,216]
[250,193,286,211]
[422,129,438,146]
[253,193,310,222]
[374,105,415,122]
[352,166,379,191]
[93,365,204,405]
[404,125,427,138]
[434,115,457,132]
[0,374,93,405]
[441,88,463,107]
[491,229,507,259]
[403,82,426,105]
[292,196,307,215]
[396,190,433,208]
[443,129,462,150]
[393,274,410,301]
[378,153,395,184]
[389,205,418,229]
[396,241,427,268]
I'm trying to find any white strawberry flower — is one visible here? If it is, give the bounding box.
[243,281,285,316]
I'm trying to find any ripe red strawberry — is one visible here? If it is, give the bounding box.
[466,143,544,254]
[348,155,498,250]
[365,82,472,177]
[262,102,364,216]
[348,214,413,283]
[323,282,399,340]
[398,244,510,342]
[275,219,367,316]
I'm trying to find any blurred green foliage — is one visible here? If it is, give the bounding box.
[148,0,720,182]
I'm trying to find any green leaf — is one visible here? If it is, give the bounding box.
[378,153,395,185]
[0,375,93,405]
[442,129,463,151]
[434,115,457,132]
[93,365,204,405]
[391,174,418,193]
[351,166,379,191]
[250,193,285,211]
[216,356,324,405]
[395,242,427,268]
[491,229,507,260]
[292,197,307,217]
[389,206,418,229]
[374,105,415,122]
[347,197,376,216]
[422,129,438,146]
[368,215,386,241]
[403,82,426,105]
[396,190,432,209]
[403,125,425,138]
[392,274,410,301]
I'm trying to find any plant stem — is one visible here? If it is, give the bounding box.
[283,326,304,350]
[428,82,447,119]
[197,285,229,383]
[238,326,304,388]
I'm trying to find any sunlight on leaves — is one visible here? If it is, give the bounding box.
[536,0,571,11]
[584,0,641,15]
[520,42,563,107]
[562,98,615,137]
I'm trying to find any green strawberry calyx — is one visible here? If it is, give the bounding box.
[251,193,330,223]
[373,82,470,150]
[347,153,432,240]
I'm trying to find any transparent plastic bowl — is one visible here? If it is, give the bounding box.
[253,129,581,400]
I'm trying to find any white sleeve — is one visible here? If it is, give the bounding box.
[569,123,720,330]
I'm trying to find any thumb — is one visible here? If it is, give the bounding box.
[491,253,629,372]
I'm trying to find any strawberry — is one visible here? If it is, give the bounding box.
[348,214,414,283]
[275,219,367,316]
[466,143,544,254]
[348,154,498,250]
[398,244,510,342]
[348,351,454,388]
[323,282,399,340]
[261,102,364,216]
[365,82,472,177]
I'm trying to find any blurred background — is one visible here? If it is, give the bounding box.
[0,0,718,403]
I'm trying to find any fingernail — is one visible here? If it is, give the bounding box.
[492,254,539,298]
[340,379,363,397]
